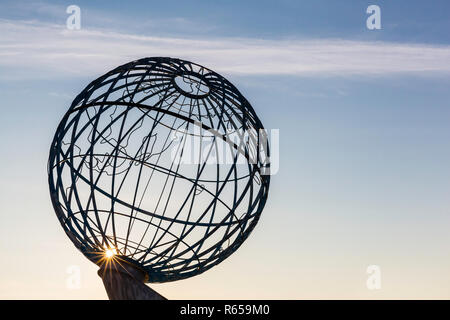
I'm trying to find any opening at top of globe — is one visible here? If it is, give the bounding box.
[173,72,210,98]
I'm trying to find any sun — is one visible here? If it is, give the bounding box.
[105,248,117,259]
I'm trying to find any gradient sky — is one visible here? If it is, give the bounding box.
[1,0,450,299]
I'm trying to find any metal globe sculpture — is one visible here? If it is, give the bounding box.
[48,57,270,283]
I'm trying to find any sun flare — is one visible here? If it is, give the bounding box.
[105,248,117,258]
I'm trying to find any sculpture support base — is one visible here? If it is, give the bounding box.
[98,260,166,300]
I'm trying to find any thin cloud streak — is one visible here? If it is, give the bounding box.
[1,19,450,79]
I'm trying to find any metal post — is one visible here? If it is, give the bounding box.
[98,259,166,300]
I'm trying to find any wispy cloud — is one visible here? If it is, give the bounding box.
[1,19,450,79]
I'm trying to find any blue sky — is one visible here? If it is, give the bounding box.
[0,1,450,299]
[3,0,450,42]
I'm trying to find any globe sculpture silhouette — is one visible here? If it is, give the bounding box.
[48,57,270,284]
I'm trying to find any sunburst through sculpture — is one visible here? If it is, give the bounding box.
[48,57,270,283]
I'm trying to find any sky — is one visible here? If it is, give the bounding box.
[0,0,450,299]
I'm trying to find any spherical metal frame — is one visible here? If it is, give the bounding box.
[48,57,270,283]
